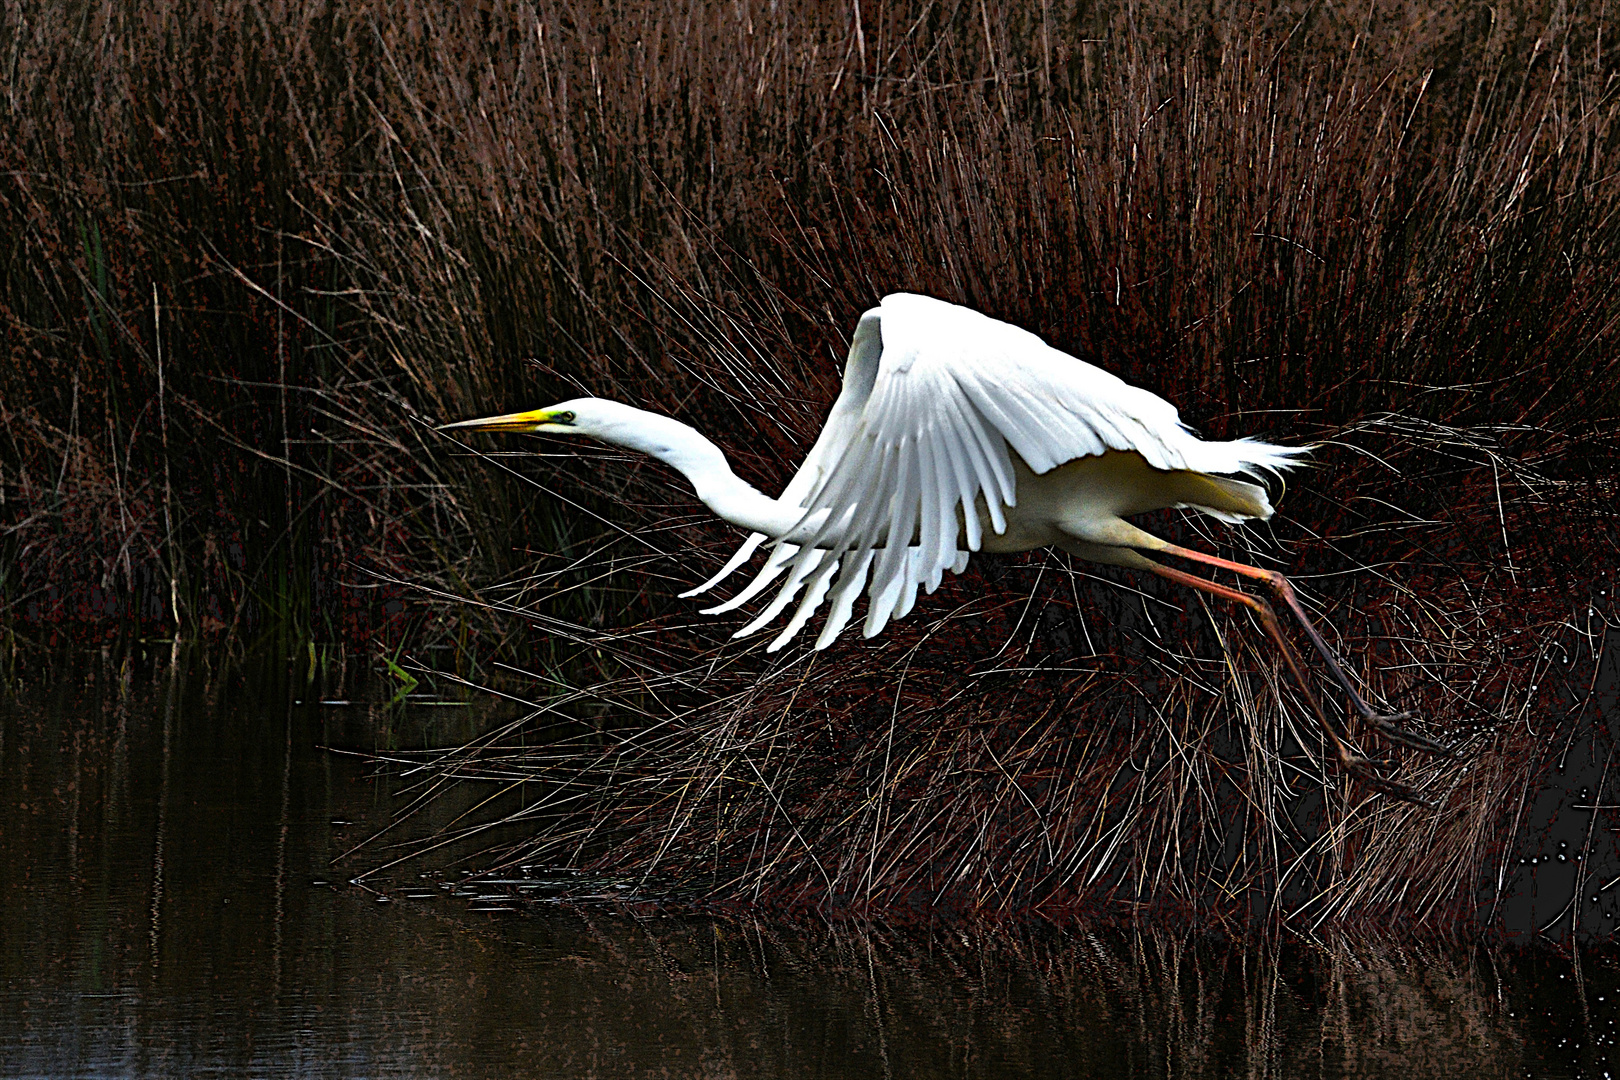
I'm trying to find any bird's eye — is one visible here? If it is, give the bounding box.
[552,411,576,425]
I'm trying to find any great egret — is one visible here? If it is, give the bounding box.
[440,293,1445,801]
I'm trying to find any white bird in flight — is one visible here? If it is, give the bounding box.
[441,294,1446,801]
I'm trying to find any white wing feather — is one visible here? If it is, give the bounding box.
[693,293,1305,651]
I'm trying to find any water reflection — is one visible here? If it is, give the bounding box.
[0,658,1610,1078]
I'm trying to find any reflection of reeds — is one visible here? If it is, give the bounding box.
[703,921,1538,1077]
[11,661,1585,1076]
[5,3,1618,922]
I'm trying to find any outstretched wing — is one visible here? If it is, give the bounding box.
[690,293,1303,651]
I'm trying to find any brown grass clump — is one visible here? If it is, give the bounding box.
[392,415,1613,927]
[6,2,1619,926]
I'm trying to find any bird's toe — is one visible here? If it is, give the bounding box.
[1340,756,1432,807]
[1367,715,1452,756]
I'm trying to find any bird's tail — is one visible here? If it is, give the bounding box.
[1194,436,1312,480]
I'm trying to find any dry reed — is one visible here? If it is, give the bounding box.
[4,1,1618,926]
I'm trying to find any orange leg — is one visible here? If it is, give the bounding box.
[1140,559,1431,805]
[1158,543,1448,755]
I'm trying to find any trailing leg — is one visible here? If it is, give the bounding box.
[1158,543,1449,755]
[1137,557,1430,805]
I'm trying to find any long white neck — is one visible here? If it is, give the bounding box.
[600,408,822,540]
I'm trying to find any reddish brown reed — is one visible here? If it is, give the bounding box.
[349,4,1619,927]
[5,2,1618,924]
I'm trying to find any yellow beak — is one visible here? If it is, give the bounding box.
[436,408,556,433]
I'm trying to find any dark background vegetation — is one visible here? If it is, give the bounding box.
[3,1,1618,930]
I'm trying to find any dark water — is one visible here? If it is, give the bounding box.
[2,656,1615,1079]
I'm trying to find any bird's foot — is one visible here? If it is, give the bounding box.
[1364,713,1452,756]
[1340,753,1433,807]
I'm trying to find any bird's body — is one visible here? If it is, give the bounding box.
[981,448,1271,556]
[441,293,1445,800]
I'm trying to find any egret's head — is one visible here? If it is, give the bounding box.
[436,398,634,439]
[437,398,711,467]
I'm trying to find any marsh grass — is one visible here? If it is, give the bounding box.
[5,1,1619,925]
